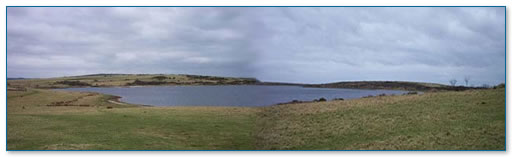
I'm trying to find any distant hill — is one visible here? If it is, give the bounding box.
[7,73,483,91]
[7,78,27,80]
[259,81,479,91]
[304,81,474,91]
[6,74,260,89]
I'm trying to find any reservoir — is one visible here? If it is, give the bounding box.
[59,85,408,107]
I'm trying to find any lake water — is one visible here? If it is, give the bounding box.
[59,85,408,107]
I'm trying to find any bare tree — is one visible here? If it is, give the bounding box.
[464,76,470,86]
[449,79,457,86]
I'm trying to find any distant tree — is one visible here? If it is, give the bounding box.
[449,79,457,86]
[481,84,490,88]
[464,76,470,86]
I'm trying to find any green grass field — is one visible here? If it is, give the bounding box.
[6,85,505,150]
[256,88,505,150]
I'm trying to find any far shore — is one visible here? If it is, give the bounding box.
[7,73,488,92]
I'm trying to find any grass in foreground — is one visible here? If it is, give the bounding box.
[7,89,257,150]
[255,88,505,150]
[7,88,505,150]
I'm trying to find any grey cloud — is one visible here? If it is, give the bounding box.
[7,7,505,86]
[254,7,505,85]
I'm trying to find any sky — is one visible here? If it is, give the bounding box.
[7,7,506,86]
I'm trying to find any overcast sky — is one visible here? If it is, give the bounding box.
[7,7,505,85]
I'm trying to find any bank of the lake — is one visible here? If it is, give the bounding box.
[7,87,505,150]
[7,73,475,92]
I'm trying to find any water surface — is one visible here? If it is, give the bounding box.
[60,85,408,107]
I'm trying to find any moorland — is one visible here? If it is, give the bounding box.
[6,74,506,150]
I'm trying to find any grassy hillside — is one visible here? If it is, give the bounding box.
[7,89,257,150]
[7,86,505,150]
[7,74,259,89]
[305,81,476,91]
[8,74,471,92]
[258,81,480,92]
[255,88,505,150]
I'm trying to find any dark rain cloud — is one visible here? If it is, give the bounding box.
[7,7,505,86]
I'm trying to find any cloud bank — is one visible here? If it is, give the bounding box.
[7,7,505,86]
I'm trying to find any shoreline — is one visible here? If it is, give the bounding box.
[7,73,499,92]
[26,81,483,92]
[54,86,414,108]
